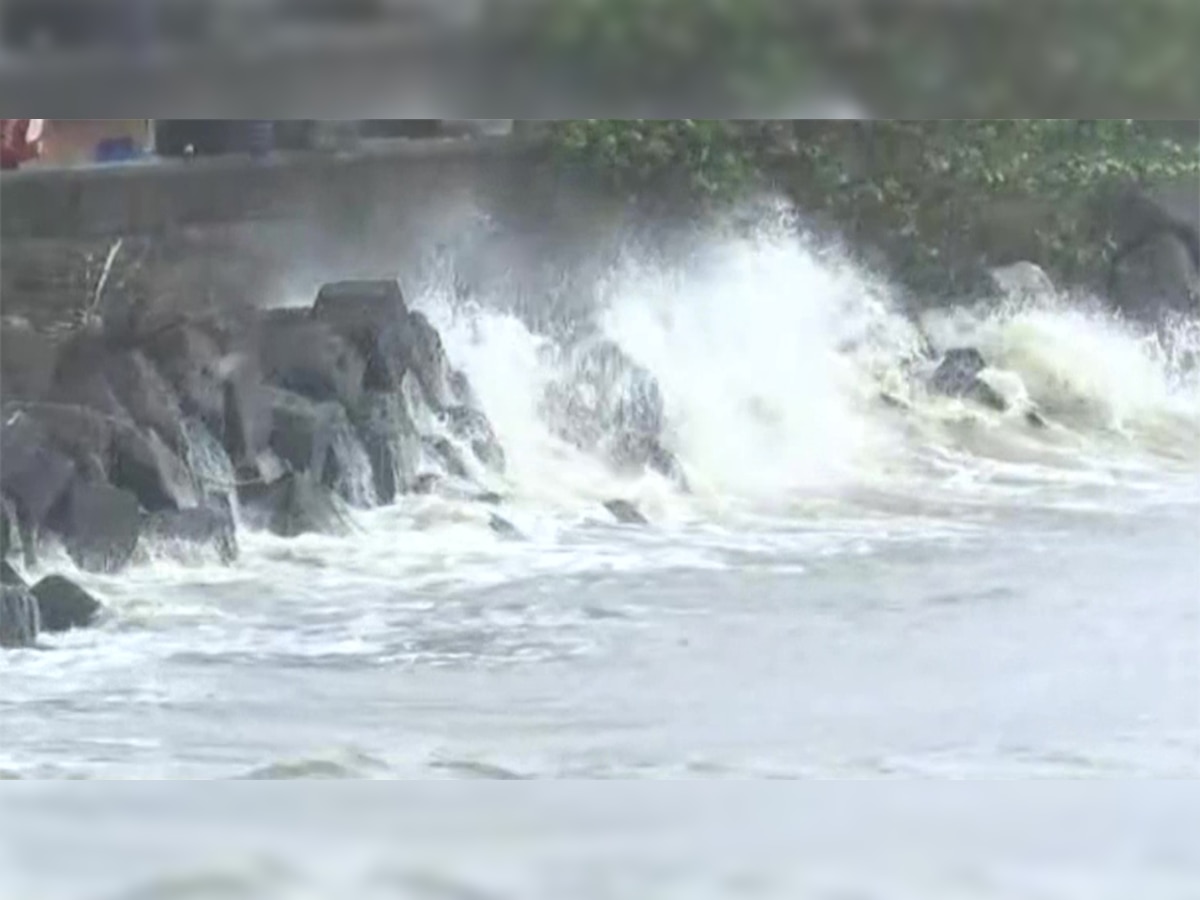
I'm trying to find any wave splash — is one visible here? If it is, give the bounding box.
[418,210,1200,518]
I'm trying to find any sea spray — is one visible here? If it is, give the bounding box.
[417,206,1200,516]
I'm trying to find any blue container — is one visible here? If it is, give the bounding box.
[94,137,140,164]
[242,121,276,159]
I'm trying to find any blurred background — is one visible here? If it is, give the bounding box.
[0,0,1197,118]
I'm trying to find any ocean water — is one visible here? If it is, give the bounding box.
[2,210,1198,897]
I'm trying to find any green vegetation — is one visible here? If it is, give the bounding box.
[515,0,1200,117]
[546,119,1199,291]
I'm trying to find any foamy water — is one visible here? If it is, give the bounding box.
[2,209,1199,896]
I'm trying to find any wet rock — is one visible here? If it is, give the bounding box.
[1110,230,1198,324]
[421,435,471,480]
[412,472,440,495]
[109,425,199,512]
[30,575,102,633]
[603,498,648,525]
[2,410,78,535]
[0,500,13,560]
[48,330,128,421]
[542,339,683,485]
[263,389,374,506]
[143,502,238,564]
[101,350,187,452]
[142,322,227,433]
[351,390,421,505]
[443,405,506,473]
[259,312,366,409]
[1,560,24,587]
[0,319,58,402]
[405,311,458,411]
[488,513,522,539]
[313,280,411,392]
[25,404,114,484]
[49,480,141,574]
[0,584,39,649]
[1095,180,1200,324]
[990,261,1055,302]
[245,471,351,539]
[928,348,1008,412]
[265,389,341,478]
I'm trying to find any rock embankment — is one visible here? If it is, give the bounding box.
[1,278,504,575]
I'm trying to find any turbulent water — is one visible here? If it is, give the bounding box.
[3,207,1199,896]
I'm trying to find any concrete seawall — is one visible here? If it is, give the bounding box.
[1,134,543,242]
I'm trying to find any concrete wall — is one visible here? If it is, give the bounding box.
[0,134,542,242]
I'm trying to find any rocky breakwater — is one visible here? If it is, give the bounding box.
[1,278,507,644]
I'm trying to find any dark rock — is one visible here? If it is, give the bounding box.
[101,350,187,452]
[541,339,681,483]
[0,501,14,562]
[244,471,351,539]
[1,560,24,587]
[1,410,77,543]
[351,391,421,505]
[0,584,39,649]
[1110,231,1198,325]
[443,405,505,473]
[48,330,126,420]
[313,280,411,392]
[265,388,339,478]
[142,322,226,432]
[405,311,457,411]
[603,498,648,525]
[49,480,141,574]
[1025,408,1049,429]
[487,513,522,539]
[30,575,102,633]
[928,348,1008,412]
[259,312,366,409]
[263,389,374,505]
[412,473,440,495]
[474,491,504,505]
[0,319,58,402]
[989,261,1056,302]
[1093,180,1200,324]
[421,435,470,480]
[142,503,238,564]
[24,404,113,484]
[110,425,199,512]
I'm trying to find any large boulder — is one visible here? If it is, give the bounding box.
[442,405,505,473]
[1,410,77,545]
[241,471,351,539]
[30,575,103,633]
[48,329,127,421]
[928,347,1007,412]
[141,321,228,435]
[1092,180,1200,324]
[351,390,421,505]
[109,424,199,512]
[258,310,366,409]
[264,389,375,507]
[313,280,411,391]
[405,311,466,412]
[142,503,238,564]
[101,350,188,453]
[0,318,59,402]
[0,584,39,649]
[990,261,1056,303]
[48,480,141,574]
[1110,231,1198,325]
[540,338,685,485]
